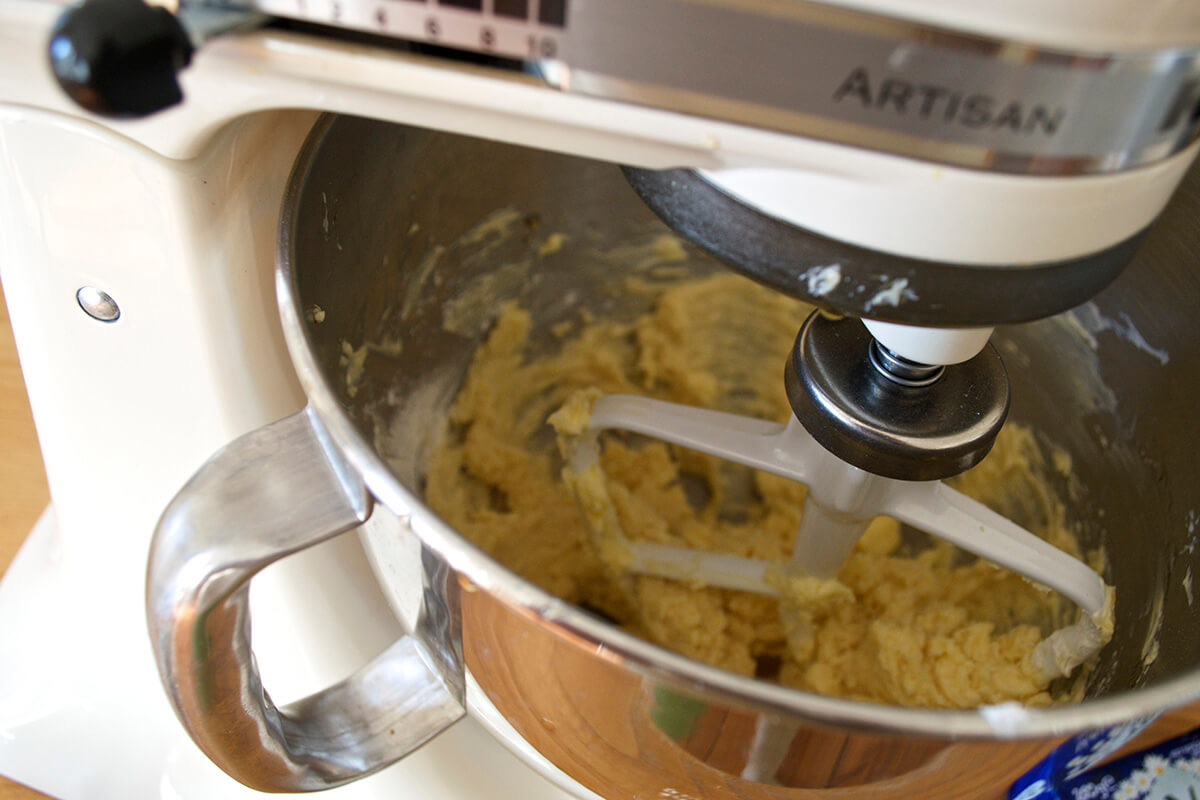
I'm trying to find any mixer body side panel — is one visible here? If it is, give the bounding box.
[460,585,1062,798]
[0,97,324,795]
[0,104,311,570]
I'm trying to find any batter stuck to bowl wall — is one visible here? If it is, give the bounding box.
[423,267,1109,710]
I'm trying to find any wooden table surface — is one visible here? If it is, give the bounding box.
[1,278,1199,800]
[0,282,52,799]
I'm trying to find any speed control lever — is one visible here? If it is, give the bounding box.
[48,0,263,118]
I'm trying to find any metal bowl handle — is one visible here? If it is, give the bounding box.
[146,407,463,792]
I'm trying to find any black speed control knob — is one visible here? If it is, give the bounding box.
[49,0,194,118]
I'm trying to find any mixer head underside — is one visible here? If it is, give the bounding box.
[623,166,1147,328]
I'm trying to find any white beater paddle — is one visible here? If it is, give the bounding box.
[562,394,1113,683]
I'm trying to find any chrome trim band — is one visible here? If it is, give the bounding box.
[556,0,1200,175]
[217,0,1200,175]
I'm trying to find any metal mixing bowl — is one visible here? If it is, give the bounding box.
[149,114,1200,797]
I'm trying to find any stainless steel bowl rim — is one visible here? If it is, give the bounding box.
[274,114,1200,740]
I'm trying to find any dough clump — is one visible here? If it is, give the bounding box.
[425,273,1095,709]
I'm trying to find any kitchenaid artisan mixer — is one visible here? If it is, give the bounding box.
[3,1,1200,798]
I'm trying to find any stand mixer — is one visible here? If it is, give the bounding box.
[3,1,1200,798]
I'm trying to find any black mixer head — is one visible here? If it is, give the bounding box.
[623,166,1145,328]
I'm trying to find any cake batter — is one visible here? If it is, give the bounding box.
[423,271,1104,709]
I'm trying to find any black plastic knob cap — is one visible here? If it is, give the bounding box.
[784,313,1010,482]
[49,0,194,118]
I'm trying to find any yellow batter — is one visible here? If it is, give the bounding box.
[424,272,1102,709]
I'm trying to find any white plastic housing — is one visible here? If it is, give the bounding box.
[699,149,1199,265]
[863,320,995,365]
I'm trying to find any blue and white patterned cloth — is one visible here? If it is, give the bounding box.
[1010,722,1200,800]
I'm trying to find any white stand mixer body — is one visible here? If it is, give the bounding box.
[1,0,1199,795]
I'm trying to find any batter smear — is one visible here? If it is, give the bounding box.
[424,272,1102,709]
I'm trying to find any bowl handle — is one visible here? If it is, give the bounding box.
[146,406,463,792]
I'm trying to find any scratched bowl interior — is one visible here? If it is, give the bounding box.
[291,114,1200,700]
